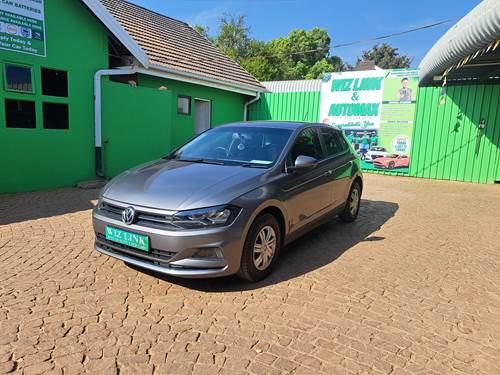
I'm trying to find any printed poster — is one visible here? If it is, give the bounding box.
[320,68,419,174]
[0,0,46,56]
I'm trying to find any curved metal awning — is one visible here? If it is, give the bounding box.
[419,0,500,85]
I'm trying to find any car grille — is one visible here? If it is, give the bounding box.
[95,232,176,266]
[98,201,182,230]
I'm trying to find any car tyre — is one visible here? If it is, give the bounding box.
[339,181,361,223]
[388,161,396,169]
[238,213,281,282]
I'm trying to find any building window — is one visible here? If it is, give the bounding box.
[41,68,68,97]
[5,99,36,128]
[4,64,33,93]
[43,103,69,129]
[177,95,191,115]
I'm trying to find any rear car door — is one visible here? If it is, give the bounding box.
[319,127,355,207]
[282,127,333,232]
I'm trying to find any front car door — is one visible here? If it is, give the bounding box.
[319,127,355,207]
[281,127,332,233]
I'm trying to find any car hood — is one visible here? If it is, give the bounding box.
[102,159,268,211]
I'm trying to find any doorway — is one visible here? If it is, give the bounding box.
[194,99,211,134]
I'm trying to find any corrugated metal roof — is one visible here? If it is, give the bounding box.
[419,0,500,84]
[262,80,321,93]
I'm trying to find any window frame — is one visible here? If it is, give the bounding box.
[4,98,37,129]
[41,67,69,98]
[3,62,35,94]
[42,102,69,130]
[286,126,326,167]
[319,126,349,159]
[177,95,191,115]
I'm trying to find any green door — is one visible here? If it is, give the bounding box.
[101,81,173,178]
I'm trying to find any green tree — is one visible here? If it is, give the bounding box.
[214,13,250,61]
[194,14,343,81]
[243,28,343,81]
[357,43,412,69]
[239,40,280,81]
[193,24,210,40]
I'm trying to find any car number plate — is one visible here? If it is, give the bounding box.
[105,226,149,252]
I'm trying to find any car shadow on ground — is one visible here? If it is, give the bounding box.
[0,188,100,225]
[134,199,399,291]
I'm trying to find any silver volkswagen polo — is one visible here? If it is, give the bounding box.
[93,121,363,282]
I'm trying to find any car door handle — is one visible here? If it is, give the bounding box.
[323,170,333,176]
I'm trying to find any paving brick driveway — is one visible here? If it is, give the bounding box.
[0,174,499,375]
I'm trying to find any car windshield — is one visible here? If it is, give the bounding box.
[170,126,293,167]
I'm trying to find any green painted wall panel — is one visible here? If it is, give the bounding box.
[410,84,500,184]
[0,0,108,193]
[138,74,247,149]
[101,81,173,178]
[248,92,320,123]
[100,77,248,179]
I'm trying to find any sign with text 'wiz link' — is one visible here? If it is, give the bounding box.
[0,0,46,56]
[320,68,419,175]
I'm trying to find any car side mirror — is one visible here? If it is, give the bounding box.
[290,155,318,172]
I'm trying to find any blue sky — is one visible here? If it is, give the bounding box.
[127,0,481,67]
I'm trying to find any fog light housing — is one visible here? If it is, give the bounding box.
[191,247,224,260]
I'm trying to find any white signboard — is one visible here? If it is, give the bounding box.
[319,70,385,130]
[0,0,46,56]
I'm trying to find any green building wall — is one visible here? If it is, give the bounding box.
[249,92,320,122]
[0,0,108,193]
[138,75,247,151]
[100,76,248,179]
[0,0,249,193]
[410,84,500,184]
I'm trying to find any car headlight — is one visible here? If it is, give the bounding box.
[172,205,240,229]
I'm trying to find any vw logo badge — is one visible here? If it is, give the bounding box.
[122,207,136,225]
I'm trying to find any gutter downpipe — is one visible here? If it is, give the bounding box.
[243,91,261,121]
[94,68,137,177]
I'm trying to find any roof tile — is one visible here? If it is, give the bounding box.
[99,0,265,91]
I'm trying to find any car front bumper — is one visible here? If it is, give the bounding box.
[92,205,247,278]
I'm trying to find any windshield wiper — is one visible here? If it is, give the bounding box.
[177,158,225,165]
[240,162,269,168]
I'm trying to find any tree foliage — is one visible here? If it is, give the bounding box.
[193,15,413,81]
[357,43,412,69]
[194,14,343,81]
[215,13,250,61]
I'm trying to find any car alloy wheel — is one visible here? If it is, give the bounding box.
[349,188,360,216]
[339,181,362,223]
[253,225,276,271]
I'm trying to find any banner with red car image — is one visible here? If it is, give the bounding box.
[319,68,419,174]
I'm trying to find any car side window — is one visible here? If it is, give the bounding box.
[289,128,324,163]
[320,127,348,156]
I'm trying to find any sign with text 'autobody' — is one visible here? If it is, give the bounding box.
[0,0,45,56]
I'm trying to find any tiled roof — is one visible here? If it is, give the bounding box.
[98,0,265,92]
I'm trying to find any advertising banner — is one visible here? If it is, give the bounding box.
[320,68,419,174]
[0,0,46,56]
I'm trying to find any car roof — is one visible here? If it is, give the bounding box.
[217,121,339,131]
